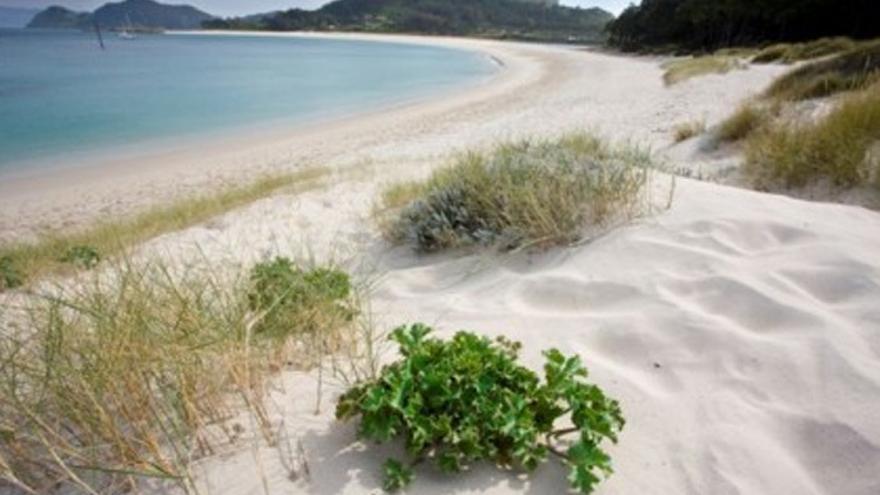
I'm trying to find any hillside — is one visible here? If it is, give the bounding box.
[608,0,880,51]
[0,6,39,28]
[27,6,91,29]
[27,0,213,30]
[204,0,614,43]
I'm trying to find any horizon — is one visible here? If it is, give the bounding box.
[0,0,632,17]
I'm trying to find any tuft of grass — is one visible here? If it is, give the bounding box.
[0,167,329,291]
[380,133,651,252]
[764,41,880,101]
[744,83,880,189]
[716,103,773,143]
[752,37,857,64]
[662,55,745,86]
[0,256,22,290]
[0,256,363,493]
[672,119,706,142]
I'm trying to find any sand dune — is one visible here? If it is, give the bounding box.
[182,177,880,495]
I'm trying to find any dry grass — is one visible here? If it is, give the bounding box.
[379,133,652,252]
[662,55,745,86]
[744,83,880,190]
[672,120,706,142]
[764,40,880,101]
[716,103,774,143]
[0,167,329,291]
[0,255,368,493]
[752,37,857,64]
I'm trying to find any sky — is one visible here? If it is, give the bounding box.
[1,0,635,17]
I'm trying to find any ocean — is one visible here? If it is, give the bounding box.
[0,29,496,173]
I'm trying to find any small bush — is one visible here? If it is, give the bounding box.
[382,134,650,252]
[716,103,771,142]
[662,55,744,85]
[672,119,706,142]
[248,257,355,340]
[336,324,625,494]
[0,256,22,290]
[765,41,880,101]
[744,84,880,189]
[0,258,361,493]
[59,245,101,269]
[753,37,856,64]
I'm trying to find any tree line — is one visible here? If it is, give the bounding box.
[607,0,880,52]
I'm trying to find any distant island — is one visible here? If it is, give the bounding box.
[27,0,213,31]
[203,0,615,44]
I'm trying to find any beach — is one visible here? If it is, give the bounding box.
[3,32,880,495]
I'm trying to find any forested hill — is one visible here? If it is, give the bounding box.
[27,0,213,30]
[204,0,615,43]
[608,0,880,52]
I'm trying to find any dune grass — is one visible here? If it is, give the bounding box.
[0,255,365,493]
[662,55,745,86]
[378,133,652,252]
[764,41,880,101]
[672,119,706,142]
[744,83,880,190]
[0,167,329,291]
[752,37,858,64]
[716,102,774,143]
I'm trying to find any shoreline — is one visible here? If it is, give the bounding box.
[0,33,541,243]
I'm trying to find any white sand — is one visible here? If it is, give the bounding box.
[4,33,880,494]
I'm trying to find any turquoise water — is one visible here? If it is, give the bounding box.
[0,29,495,172]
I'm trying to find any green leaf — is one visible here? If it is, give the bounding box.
[336,325,624,494]
[383,458,413,492]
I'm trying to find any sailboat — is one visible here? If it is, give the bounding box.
[118,14,136,39]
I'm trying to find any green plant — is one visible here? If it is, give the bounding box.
[672,119,706,142]
[752,37,856,64]
[336,324,625,494]
[0,256,22,290]
[248,257,355,339]
[764,41,880,101]
[716,103,771,142]
[0,256,365,493]
[745,83,880,189]
[384,134,650,252]
[661,55,744,85]
[0,167,328,288]
[59,245,101,269]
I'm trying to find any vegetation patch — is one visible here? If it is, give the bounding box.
[0,256,22,290]
[337,324,625,494]
[744,83,880,190]
[672,119,706,142]
[716,103,773,143]
[0,167,328,291]
[379,134,651,252]
[662,55,745,85]
[752,37,857,64]
[764,41,880,101]
[0,257,360,493]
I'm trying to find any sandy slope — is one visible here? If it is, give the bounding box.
[4,33,880,494]
[177,177,880,495]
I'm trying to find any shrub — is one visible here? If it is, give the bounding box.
[382,134,650,252]
[765,41,880,101]
[661,55,744,86]
[716,103,771,142]
[0,258,361,493]
[248,257,355,340]
[744,84,880,189]
[0,256,22,290]
[336,324,625,494]
[59,245,101,269]
[753,37,856,64]
[672,119,706,142]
